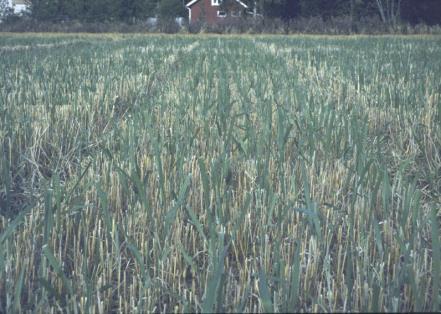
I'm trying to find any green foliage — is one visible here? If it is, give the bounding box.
[0,0,10,19]
[119,0,159,21]
[29,0,160,21]
[157,0,185,18]
[20,0,441,25]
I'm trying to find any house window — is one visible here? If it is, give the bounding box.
[217,11,227,18]
[231,11,241,17]
[212,0,221,6]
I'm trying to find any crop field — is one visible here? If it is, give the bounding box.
[0,33,440,313]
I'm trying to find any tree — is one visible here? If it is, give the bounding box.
[119,0,159,21]
[374,0,402,25]
[247,0,299,19]
[0,0,10,20]
[29,0,160,22]
[157,0,185,18]
[298,0,322,17]
[29,0,60,21]
[401,0,441,25]
[263,0,290,19]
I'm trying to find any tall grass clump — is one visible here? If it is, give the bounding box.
[0,33,440,312]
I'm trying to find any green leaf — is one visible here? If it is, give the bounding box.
[14,266,25,312]
[42,245,73,296]
[126,240,151,288]
[289,241,301,311]
[258,266,274,313]
[0,203,33,244]
[430,207,440,311]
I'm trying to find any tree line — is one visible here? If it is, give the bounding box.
[10,0,441,25]
[256,0,440,25]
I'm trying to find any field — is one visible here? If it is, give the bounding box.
[0,33,440,313]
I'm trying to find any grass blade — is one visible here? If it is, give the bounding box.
[431,206,440,311]
[258,265,274,313]
[42,244,73,296]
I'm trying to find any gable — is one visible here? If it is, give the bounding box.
[186,0,248,9]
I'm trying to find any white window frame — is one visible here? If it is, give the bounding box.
[212,0,221,6]
[217,10,227,18]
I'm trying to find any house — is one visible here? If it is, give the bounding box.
[186,0,248,24]
[7,0,28,14]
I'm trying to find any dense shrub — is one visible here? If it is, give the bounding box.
[157,18,181,34]
[1,15,440,34]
